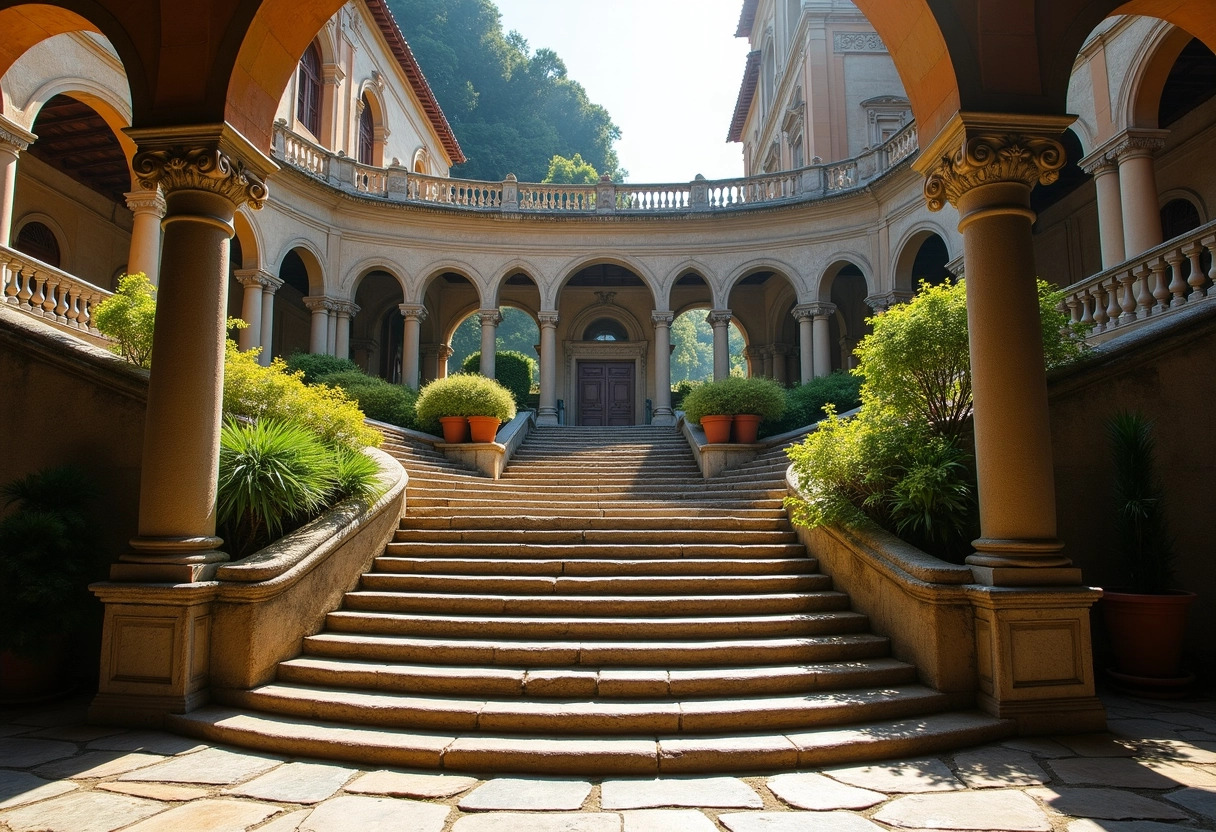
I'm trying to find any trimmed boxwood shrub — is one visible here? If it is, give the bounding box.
[461,350,536,407]
[682,375,786,425]
[414,373,517,435]
[286,353,362,384]
[316,370,418,430]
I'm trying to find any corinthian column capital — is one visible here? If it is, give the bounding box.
[126,124,278,210]
[0,115,36,154]
[398,303,428,322]
[916,113,1074,213]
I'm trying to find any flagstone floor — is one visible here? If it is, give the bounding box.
[4,690,1216,832]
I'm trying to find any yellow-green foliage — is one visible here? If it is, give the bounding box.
[93,273,156,368]
[222,340,380,450]
[414,373,517,435]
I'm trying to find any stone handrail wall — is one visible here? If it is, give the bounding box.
[1061,218,1216,341]
[1,244,111,339]
[272,121,920,215]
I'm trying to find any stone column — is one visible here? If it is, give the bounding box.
[651,311,674,426]
[334,301,356,360]
[258,275,283,365]
[538,311,560,425]
[124,188,167,285]
[1114,129,1168,260]
[707,309,732,380]
[1080,149,1125,269]
[772,345,789,385]
[326,305,339,356]
[437,344,453,379]
[479,308,502,377]
[0,117,34,247]
[234,269,265,352]
[792,304,816,384]
[304,296,329,354]
[920,114,1080,587]
[811,302,835,378]
[399,303,427,389]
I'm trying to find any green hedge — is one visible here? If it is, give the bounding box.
[765,372,862,436]
[461,350,536,407]
[316,370,418,430]
[286,353,362,384]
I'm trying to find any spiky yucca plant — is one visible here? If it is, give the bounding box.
[1108,411,1175,593]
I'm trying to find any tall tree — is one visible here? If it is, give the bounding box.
[387,0,623,182]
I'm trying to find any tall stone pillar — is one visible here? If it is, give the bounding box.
[479,309,501,377]
[0,117,34,247]
[258,275,283,365]
[399,303,427,389]
[1114,129,1167,260]
[707,309,732,381]
[792,304,816,384]
[772,346,789,385]
[811,303,835,378]
[920,114,1080,586]
[1080,149,1126,269]
[326,305,338,356]
[538,311,560,425]
[234,269,265,352]
[124,188,167,285]
[334,301,356,360]
[651,311,674,426]
[304,296,329,354]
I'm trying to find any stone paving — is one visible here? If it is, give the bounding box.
[5,692,1216,831]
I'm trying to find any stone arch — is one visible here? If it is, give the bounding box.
[550,254,659,309]
[275,240,326,295]
[566,303,649,345]
[13,211,70,270]
[893,224,954,294]
[487,259,546,308]
[659,259,716,309]
[347,257,410,300]
[1119,19,1194,129]
[356,82,387,167]
[231,208,263,271]
[1159,189,1206,238]
[412,146,430,175]
[815,255,874,301]
[20,75,133,156]
[416,261,486,307]
[722,258,802,309]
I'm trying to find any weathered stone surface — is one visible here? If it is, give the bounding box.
[87,732,207,755]
[719,812,886,832]
[116,747,280,785]
[601,777,763,809]
[0,723,30,738]
[252,808,311,832]
[1027,787,1189,820]
[874,791,1051,830]
[0,737,78,767]
[1068,821,1205,832]
[37,751,165,780]
[225,761,356,804]
[0,790,165,832]
[28,725,124,743]
[458,777,592,811]
[1134,739,1216,763]
[1165,786,1216,819]
[346,770,479,798]
[451,814,621,832]
[621,809,718,832]
[953,748,1049,788]
[298,795,450,832]
[0,769,77,809]
[120,799,279,832]
[1052,757,1216,788]
[97,782,210,802]
[766,772,885,810]
[823,758,963,793]
[1109,719,1186,739]
[11,705,89,728]
[1056,735,1138,757]
[1001,738,1074,758]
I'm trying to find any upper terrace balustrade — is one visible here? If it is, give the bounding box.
[274,120,921,214]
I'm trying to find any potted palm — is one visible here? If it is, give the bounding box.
[415,374,517,443]
[1100,411,1195,694]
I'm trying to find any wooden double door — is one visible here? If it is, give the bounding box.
[577,361,634,426]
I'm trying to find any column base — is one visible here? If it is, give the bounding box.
[651,410,676,427]
[977,692,1107,735]
[537,409,559,426]
[969,565,1084,587]
[115,536,228,582]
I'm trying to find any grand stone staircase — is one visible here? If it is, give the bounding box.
[172,425,1010,773]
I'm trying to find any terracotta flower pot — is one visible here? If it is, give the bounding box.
[1101,589,1196,680]
[733,413,762,444]
[467,415,501,443]
[438,415,469,443]
[0,642,68,704]
[700,414,733,444]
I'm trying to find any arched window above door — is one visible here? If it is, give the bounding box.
[583,318,628,341]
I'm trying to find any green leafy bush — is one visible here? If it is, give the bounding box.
[316,370,418,429]
[286,353,361,384]
[93,273,156,368]
[414,373,517,435]
[461,350,537,407]
[222,340,380,450]
[767,372,862,435]
[0,466,102,655]
[671,379,702,410]
[682,375,786,425]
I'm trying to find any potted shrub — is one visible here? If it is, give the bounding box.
[681,378,736,443]
[682,376,787,443]
[415,374,517,443]
[1100,411,1195,693]
[0,466,102,702]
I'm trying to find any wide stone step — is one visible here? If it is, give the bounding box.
[358,573,829,596]
[167,708,1013,775]
[323,609,870,640]
[398,515,789,532]
[382,542,810,560]
[405,497,788,511]
[391,529,799,545]
[404,476,787,499]
[343,589,847,617]
[302,631,891,667]
[274,656,917,699]
[219,683,951,736]
[372,556,818,577]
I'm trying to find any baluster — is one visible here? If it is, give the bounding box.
[1182,243,1205,300]
[1105,277,1122,329]
[5,261,21,305]
[1091,284,1109,333]
[54,281,71,323]
[20,268,38,312]
[1132,265,1152,319]
[1149,260,1170,314]
[1165,251,1187,307]
[40,276,59,319]
[1079,290,1095,330]
[1118,270,1138,324]
[1066,295,1083,329]
[88,292,104,333]
[67,291,83,330]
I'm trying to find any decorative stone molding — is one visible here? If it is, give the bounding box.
[593,290,617,306]
[923,132,1066,212]
[438,344,454,360]
[322,64,346,86]
[650,311,674,327]
[398,303,427,322]
[332,300,359,318]
[791,303,818,323]
[1080,128,1168,174]
[302,296,334,313]
[0,116,36,154]
[538,311,560,327]
[706,309,733,327]
[834,32,887,53]
[126,124,276,210]
[124,188,167,217]
[478,309,503,328]
[234,268,280,291]
[802,302,836,318]
[865,291,913,313]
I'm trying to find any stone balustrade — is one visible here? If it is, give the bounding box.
[1,244,110,337]
[272,121,919,215]
[1061,218,1216,341]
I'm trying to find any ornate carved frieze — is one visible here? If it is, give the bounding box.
[650,311,674,327]
[478,309,503,327]
[124,188,167,217]
[923,133,1065,212]
[127,125,276,210]
[333,300,360,318]
[833,32,887,53]
[538,311,560,328]
[0,118,36,154]
[398,303,427,322]
[791,304,817,323]
[706,310,733,327]
[233,268,280,290]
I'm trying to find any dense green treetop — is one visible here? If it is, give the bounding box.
[388,0,623,182]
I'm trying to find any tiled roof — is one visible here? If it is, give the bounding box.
[727,50,760,143]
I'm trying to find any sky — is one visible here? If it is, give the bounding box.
[491,0,752,184]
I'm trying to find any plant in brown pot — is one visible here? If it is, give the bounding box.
[1101,410,1195,696]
